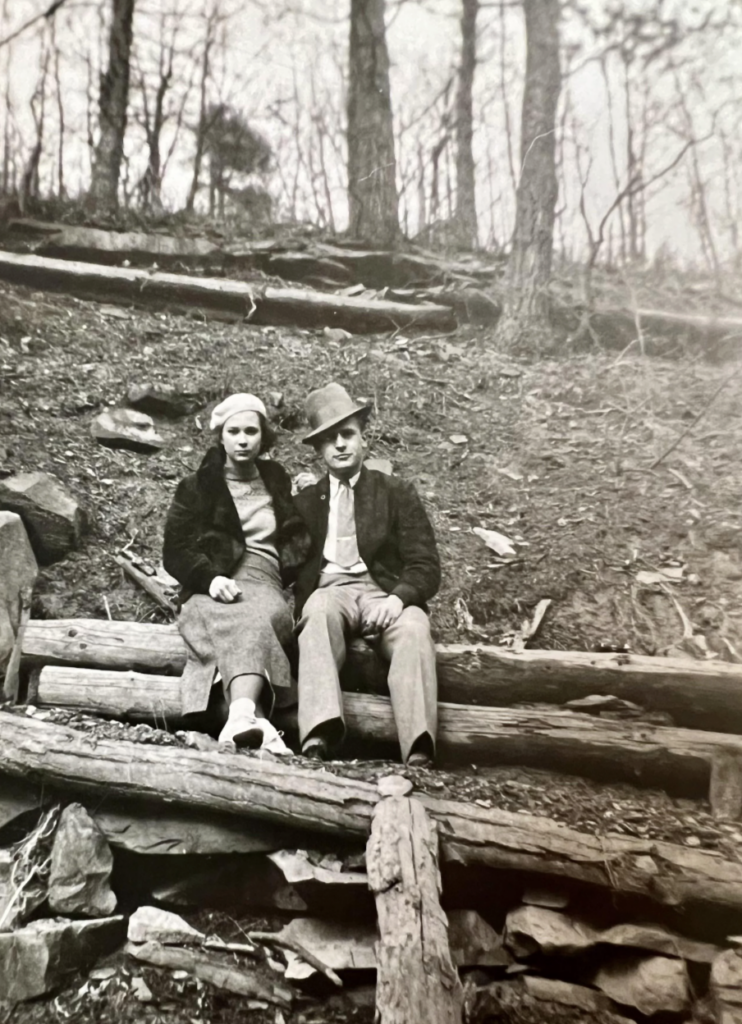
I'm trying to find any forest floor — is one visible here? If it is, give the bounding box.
[2,256,742,1024]
[1,273,741,658]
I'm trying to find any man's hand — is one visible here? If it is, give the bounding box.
[209,576,242,603]
[293,471,318,494]
[362,595,404,635]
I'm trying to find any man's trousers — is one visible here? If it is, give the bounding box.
[297,574,437,762]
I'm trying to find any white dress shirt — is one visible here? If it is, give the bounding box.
[322,472,368,575]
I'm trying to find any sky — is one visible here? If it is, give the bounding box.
[1,0,739,266]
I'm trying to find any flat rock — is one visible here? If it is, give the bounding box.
[92,407,165,453]
[598,922,720,964]
[592,954,690,1016]
[128,906,203,946]
[126,383,199,418]
[48,803,116,916]
[712,949,742,1024]
[505,905,596,957]
[523,976,614,1013]
[0,916,125,1002]
[278,911,509,973]
[0,511,37,673]
[522,885,570,909]
[0,474,84,564]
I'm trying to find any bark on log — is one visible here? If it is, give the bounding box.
[2,712,742,913]
[367,776,463,1023]
[22,620,742,732]
[32,667,742,813]
[0,252,456,334]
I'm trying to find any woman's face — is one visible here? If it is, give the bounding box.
[222,410,262,471]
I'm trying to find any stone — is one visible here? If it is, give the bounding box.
[0,512,37,674]
[598,922,720,964]
[523,976,614,1013]
[447,909,511,967]
[522,885,570,909]
[711,949,742,1024]
[92,407,165,453]
[0,475,83,564]
[126,383,199,418]
[592,954,691,1016]
[364,458,394,476]
[127,906,203,946]
[48,803,116,916]
[504,905,596,958]
[0,916,125,1003]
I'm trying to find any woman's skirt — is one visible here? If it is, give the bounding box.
[177,551,294,716]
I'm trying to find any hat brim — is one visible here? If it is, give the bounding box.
[302,403,372,445]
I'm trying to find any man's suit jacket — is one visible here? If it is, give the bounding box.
[292,465,441,617]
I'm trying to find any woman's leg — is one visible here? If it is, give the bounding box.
[220,672,290,754]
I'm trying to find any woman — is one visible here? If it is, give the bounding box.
[163,393,308,754]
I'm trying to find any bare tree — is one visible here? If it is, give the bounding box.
[497,0,561,344]
[88,0,136,213]
[454,0,478,248]
[347,0,399,245]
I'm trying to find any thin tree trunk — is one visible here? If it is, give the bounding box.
[454,0,478,249]
[186,12,214,213]
[498,0,560,341]
[88,0,135,213]
[347,0,399,245]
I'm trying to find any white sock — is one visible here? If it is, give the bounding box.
[228,697,256,720]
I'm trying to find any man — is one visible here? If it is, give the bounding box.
[293,382,440,766]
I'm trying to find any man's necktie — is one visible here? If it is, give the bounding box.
[335,481,360,568]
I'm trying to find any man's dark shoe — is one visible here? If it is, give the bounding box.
[302,736,328,761]
[406,750,433,769]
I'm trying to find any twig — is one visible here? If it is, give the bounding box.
[649,362,742,469]
[248,931,343,987]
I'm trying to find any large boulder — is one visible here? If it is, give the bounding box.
[0,473,85,564]
[0,511,37,673]
[504,905,596,958]
[126,382,200,418]
[48,804,116,916]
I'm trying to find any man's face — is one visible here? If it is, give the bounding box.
[316,416,365,479]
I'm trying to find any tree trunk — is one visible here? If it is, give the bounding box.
[347,0,399,245]
[498,0,560,342]
[88,0,136,213]
[454,0,478,249]
[367,777,464,1024]
[2,713,742,912]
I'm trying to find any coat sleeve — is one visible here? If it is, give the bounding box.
[162,477,220,595]
[389,480,441,607]
[264,462,312,586]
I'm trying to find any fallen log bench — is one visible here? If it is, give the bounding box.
[30,665,742,816]
[0,252,456,334]
[22,618,742,733]
[1,711,742,914]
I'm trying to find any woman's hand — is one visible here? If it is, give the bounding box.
[209,576,242,603]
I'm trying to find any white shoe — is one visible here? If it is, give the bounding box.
[255,719,292,756]
[219,698,262,747]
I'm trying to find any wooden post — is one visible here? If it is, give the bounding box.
[367,776,463,1024]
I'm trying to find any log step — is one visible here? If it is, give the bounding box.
[22,619,742,733]
[32,665,742,817]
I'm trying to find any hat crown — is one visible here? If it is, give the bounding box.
[304,383,365,438]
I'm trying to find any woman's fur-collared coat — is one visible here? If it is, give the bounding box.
[163,447,310,603]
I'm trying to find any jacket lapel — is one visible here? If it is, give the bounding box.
[196,447,243,540]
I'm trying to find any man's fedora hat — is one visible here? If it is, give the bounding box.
[302,382,371,445]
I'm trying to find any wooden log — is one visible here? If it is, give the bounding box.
[2,713,742,913]
[0,252,456,334]
[32,666,742,812]
[367,776,463,1024]
[23,619,742,732]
